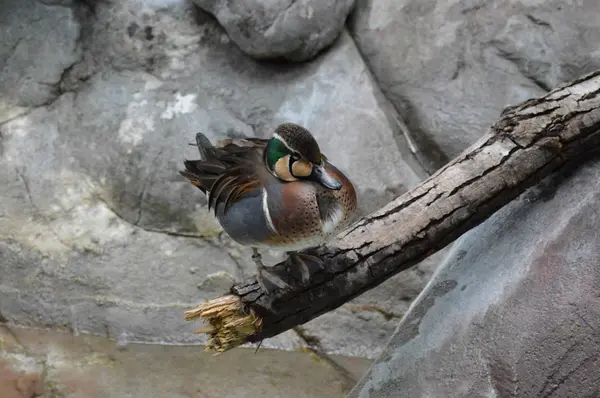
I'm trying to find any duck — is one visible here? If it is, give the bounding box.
[180,122,358,292]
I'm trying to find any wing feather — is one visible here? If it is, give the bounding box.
[180,133,269,214]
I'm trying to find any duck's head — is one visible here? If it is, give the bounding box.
[264,123,342,190]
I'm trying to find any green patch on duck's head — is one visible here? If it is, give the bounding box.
[265,135,292,171]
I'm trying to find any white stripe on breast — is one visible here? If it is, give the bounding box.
[322,203,345,234]
[262,188,278,234]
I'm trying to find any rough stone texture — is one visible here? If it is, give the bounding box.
[0,0,81,109]
[349,0,600,169]
[351,158,600,397]
[0,0,431,359]
[191,0,356,61]
[298,249,448,358]
[0,325,371,397]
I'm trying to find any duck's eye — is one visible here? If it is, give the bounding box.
[290,153,300,162]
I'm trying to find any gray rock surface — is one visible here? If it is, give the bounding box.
[299,249,448,358]
[0,0,432,360]
[349,0,600,169]
[191,0,356,61]
[0,0,81,108]
[351,158,600,397]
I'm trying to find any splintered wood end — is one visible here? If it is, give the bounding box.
[184,295,262,353]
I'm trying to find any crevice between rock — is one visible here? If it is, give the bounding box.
[342,25,439,177]
[293,326,358,393]
[343,304,404,321]
[95,194,218,242]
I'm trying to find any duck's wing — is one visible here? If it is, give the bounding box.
[180,134,270,214]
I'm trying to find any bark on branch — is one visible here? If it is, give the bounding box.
[184,70,600,353]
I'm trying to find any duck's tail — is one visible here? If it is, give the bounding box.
[180,133,226,195]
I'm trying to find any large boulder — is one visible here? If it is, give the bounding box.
[191,0,356,61]
[349,0,600,169]
[351,158,600,396]
[0,0,433,357]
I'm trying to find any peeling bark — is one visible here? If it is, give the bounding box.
[185,70,600,351]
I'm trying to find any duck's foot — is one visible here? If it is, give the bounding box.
[285,251,325,285]
[252,248,291,293]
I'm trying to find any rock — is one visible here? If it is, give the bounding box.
[350,159,600,397]
[0,0,81,109]
[349,0,600,169]
[191,0,356,61]
[301,248,447,358]
[0,325,371,397]
[0,0,428,356]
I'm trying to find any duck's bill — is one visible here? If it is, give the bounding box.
[311,165,342,190]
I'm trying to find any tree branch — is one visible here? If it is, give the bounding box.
[184,70,600,353]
